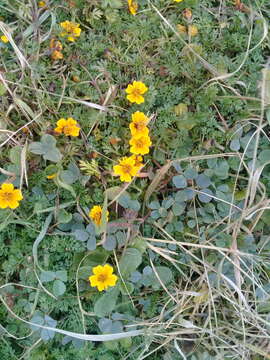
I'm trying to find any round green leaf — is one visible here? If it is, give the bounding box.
[52,280,66,296]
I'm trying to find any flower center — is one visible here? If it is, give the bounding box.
[94,213,101,223]
[2,192,13,201]
[136,139,144,148]
[66,24,76,33]
[134,121,145,131]
[122,164,132,174]
[97,273,108,283]
[132,88,141,97]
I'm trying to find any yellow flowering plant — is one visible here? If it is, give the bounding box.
[113,156,141,182]
[1,35,9,43]
[89,205,109,226]
[89,264,118,291]
[129,135,152,155]
[125,81,148,104]
[60,21,81,42]
[49,38,63,60]
[0,183,23,209]
[54,117,80,137]
[127,0,138,15]
[38,0,47,7]
[129,111,149,138]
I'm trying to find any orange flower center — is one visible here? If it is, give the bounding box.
[94,213,101,223]
[134,121,145,131]
[132,88,141,97]
[97,273,108,282]
[2,192,13,201]
[135,139,144,148]
[66,24,77,34]
[122,164,132,174]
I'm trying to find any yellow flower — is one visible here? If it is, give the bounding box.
[129,135,152,155]
[60,21,81,42]
[131,154,144,169]
[0,183,23,209]
[89,264,118,292]
[129,111,149,138]
[125,81,148,104]
[188,25,198,37]
[177,24,187,34]
[128,0,138,15]
[54,117,80,137]
[174,0,184,2]
[113,156,140,182]
[47,173,57,179]
[1,35,9,43]
[51,50,63,60]
[38,1,46,7]
[89,205,109,226]
[49,38,63,60]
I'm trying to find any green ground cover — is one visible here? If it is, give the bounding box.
[1,0,270,359]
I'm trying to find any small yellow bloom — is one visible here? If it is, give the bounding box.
[38,1,46,7]
[51,50,63,60]
[89,264,118,292]
[125,81,148,104]
[128,0,138,15]
[129,111,149,138]
[49,39,63,60]
[177,24,187,34]
[113,156,140,182]
[0,183,23,209]
[89,205,109,226]
[60,21,81,42]
[174,0,184,2]
[1,35,9,43]
[50,38,63,51]
[129,135,152,155]
[188,25,198,37]
[54,117,80,137]
[47,173,57,179]
[131,154,144,169]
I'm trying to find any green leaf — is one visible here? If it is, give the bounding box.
[94,287,120,317]
[58,209,72,224]
[29,142,44,155]
[74,229,89,242]
[40,271,55,283]
[103,236,116,251]
[55,270,67,282]
[52,279,66,296]
[119,281,134,295]
[172,175,187,188]
[29,134,62,163]
[119,248,142,277]
[56,176,76,198]
[87,236,97,251]
[131,237,147,254]
[44,148,62,162]
[9,146,22,165]
[172,202,185,216]
[258,149,270,163]
[150,266,173,290]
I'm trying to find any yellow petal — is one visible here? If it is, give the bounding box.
[106,274,118,286]
[103,264,114,275]
[8,200,19,209]
[92,265,104,275]
[1,183,14,191]
[13,189,23,201]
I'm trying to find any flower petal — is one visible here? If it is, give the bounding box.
[1,183,14,191]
